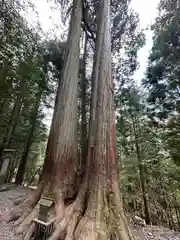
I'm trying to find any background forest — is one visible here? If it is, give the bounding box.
[1,0,180,233]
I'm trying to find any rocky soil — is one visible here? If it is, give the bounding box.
[132,224,180,240]
[0,184,180,239]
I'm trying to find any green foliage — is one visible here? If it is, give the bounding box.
[143,0,180,167]
[144,0,180,120]
[111,2,145,87]
[0,0,60,184]
[115,0,180,228]
[116,83,180,228]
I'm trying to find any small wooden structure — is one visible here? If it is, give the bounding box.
[33,197,55,239]
[39,198,54,222]
[0,149,16,184]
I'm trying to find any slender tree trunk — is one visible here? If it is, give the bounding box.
[15,91,42,185]
[0,98,8,116]
[131,114,151,224]
[173,193,180,228]
[27,164,43,187]
[165,195,173,229]
[80,33,88,165]
[161,188,173,229]
[0,79,24,165]
[0,96,23,172]
[6,96,23,145]
[0,97,22,143]
[169,204,174,229]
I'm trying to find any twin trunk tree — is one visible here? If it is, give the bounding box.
[5,0,134,239]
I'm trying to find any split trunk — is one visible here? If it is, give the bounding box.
[6,1,134,239]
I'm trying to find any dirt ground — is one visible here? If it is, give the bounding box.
[0,184,180,240]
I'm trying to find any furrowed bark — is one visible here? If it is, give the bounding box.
[74,0,135,239]
[6,1,82,238]
[6,1,135,239]
[41,0,82,198]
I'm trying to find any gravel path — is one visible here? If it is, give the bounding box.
[0,185,180,240]
[132,224,180,240]
[0,184,30,240]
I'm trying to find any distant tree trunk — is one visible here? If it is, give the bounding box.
[27,164,43,187]
[161,188,173,229]
[131,114,151,224]
[0,98,8,116]
[165,194,173,229]
[5,96,23,145]
[15,91,42,185]
[0,97,23,172]
[80,33,88,164]
[169,203,174,229]
[0,79,24,164]
[173,193,180,228]
[1,97,22,143]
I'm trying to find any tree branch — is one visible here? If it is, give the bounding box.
[82,0,95,42]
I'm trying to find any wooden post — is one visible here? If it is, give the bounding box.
[39,197,53,222]
[33,197,55,239]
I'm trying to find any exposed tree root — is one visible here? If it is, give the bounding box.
[14,203,39,235]
[13,196,26,205]
[4,185,83,239]
[5,185,42,223]
[74,215,108,240]
[4,180,134,240]
[5,187,135,240]
[24,221,36,240]
[73,210,134,240]
[49,199,83,240]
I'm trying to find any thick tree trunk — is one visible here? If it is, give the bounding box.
[41,0,82,197]
[5,0,82,238]
[5,1,134,239]
[74,0,134,239]
[15,91,42,185]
